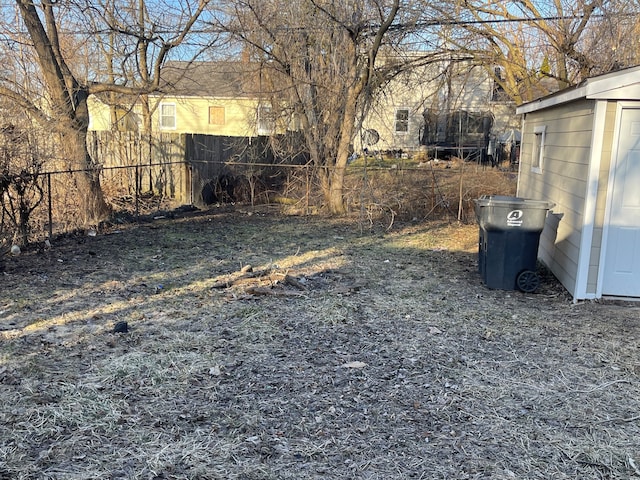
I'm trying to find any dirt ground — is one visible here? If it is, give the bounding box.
[1,207,639,479]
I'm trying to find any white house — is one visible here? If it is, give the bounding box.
[356,58,519,159]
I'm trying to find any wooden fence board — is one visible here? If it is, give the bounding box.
[88,131,190,204]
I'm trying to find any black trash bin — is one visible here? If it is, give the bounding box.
[474,195,554,292]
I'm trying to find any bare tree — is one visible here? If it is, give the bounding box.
[0,122,47,246]
[431,0,640,104]
[0,0,213,225]
[578,0,640,73]
[215,0,414,215]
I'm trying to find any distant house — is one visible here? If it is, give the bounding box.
[89,61,273,137]
[88,61,289,207]
[516,65,640,301]
[355,58,519,160]
[89,59,518,160]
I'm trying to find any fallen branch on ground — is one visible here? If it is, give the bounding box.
[245,286,306,297]
[212,266,308,295]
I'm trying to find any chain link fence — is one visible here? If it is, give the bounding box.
[1,139,517,251]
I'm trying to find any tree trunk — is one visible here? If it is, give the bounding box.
[63,127,111,226]
[71,91,111,225]
[327,58,363,215]
[327,105,357,215]
[62,91,110,225]
[327,163,347,214]
[16,0,111,226]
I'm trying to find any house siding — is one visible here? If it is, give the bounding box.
[518,98,595,296]
[88,96,112,131]
[153,96,260,137]
[357,62,518,153]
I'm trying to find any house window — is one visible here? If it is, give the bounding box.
[258,105,274,135]
[531,125,546,173]
[159,103,176,130]
[395,109,409,133]
[209,106,225,125]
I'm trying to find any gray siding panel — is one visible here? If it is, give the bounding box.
[518,98,595,297]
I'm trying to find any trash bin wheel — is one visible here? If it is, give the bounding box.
[516,270,540,293]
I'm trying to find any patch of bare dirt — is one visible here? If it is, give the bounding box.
[1,208,639,479]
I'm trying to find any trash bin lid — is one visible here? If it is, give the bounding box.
[474,195,554,210]
[474,195,555,231]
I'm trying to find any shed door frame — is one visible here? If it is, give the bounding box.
[598,101,640,298]
[574,100,607,300]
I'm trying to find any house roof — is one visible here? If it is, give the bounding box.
[516,65,640,114]
[159,61,266,98]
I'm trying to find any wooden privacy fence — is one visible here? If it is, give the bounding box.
[20,132,289,240]
[185,134,278,207]
[88,131,190,204]
[32,161,188,240]
[88,132,292,207]
[2,132,193,241]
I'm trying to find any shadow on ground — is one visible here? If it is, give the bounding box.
[0,207,638,480]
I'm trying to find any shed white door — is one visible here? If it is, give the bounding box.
[602,107,640,296]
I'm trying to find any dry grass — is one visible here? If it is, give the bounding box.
[263,160,517,226]
[0,202,639,479]
[342,158,517,224]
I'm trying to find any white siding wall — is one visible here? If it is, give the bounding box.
[356,61,517,153]
[359,62,447,152]
[517,99,596,297]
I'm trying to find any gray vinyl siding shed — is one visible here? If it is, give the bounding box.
[516,66,640,301]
